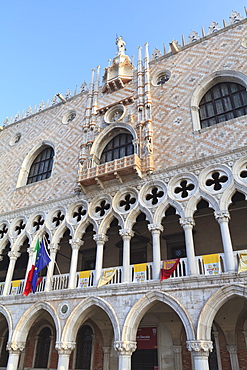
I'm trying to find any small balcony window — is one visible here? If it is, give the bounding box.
[100,133,134,164]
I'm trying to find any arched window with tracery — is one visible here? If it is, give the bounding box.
[27,146,54,184]
[34,327,52,368]
[100,133,134,164]
[199,82,247,128]
[75,325,93,370]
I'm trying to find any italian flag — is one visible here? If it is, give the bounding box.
[22,238,41,296]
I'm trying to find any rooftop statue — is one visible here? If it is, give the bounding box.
[116,36,126,56]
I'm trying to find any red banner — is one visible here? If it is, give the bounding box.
[136,327,157,349]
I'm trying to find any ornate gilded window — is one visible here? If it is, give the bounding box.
[100,133,134,164]
[27,146,54,184]
[199,82,247,128]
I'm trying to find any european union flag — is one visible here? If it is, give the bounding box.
[31,239,51,293]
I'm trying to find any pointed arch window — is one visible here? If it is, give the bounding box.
[27,146,54,184]
[100,133,134,164]
[75,325,93,370]
[199,82,247,128]
[34,327,52,368]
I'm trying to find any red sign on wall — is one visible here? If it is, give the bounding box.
[136,327,157,349]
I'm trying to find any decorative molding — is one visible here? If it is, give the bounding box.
[55,342,76,355]
[7,341,25,353]
[186,340,213,353]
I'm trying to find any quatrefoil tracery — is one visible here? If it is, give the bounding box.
[119,194,136,211]
[95,200,110,217]
[174,180,195,198]
[0,224,8,239]
[146,187,164,205]
[15,220,26,235]
[206,172,228,191]
[33,216,44,231]
[52,211,65,227]
[73,206,86,222]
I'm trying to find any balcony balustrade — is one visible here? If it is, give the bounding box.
[2,251,244,296]
[78,154,142,187]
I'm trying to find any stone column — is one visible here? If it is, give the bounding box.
[173,345,183,370]
[148,223,163,280]
[68,239,84,289]
[45,243,59,292]
[227,344,240,370]
[93,234,108,285]
[6,342,25,370]
[25,246,35,281]
[114,341,137,370]
[187,340,213,370]
[56,342,75,370]
[179,218,197,275]
[3,251,21,296]
[119,229,134,283]
[214,211,235,272]
[103,346,111,370]
[242,331,247,348]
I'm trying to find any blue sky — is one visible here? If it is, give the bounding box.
[1,1,247,125]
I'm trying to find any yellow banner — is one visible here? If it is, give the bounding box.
[134,263,147,273]
[79,270,91,279]
[97,269,116,288]
[202,254,220,264]
[238,253,247,274]
[12,280,21,288]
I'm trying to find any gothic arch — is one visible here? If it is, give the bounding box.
[122,290,195,342]
[191,70,247,131]
[154,198,184,223]
[16,140,55,188]
[11,301,60,344]
[197,284,247,341]
[186,193,220,218]
[74,216,98,239]
[0,305,13,341]
[98,210,124,234]
[61,296,120,343]
[90,123,138,166]
[125,205,153,230]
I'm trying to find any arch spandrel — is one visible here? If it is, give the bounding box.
[122,290,195,343]
[11,301,61,344]
[197,284,247,341]
[61,296,120,343]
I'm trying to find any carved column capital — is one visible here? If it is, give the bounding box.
[7,341,25,354]
[186,340,213,355]
[119,229,134,239]
[49,243,60,252]
[226,344,237,354]
[173,345,182,354]
[179,217,195,228]
[55,342,76,355]
[69,239,84,250]
[103,346,111,355]
[214,211,230,223]
[8,251,21,259]
[148,223,163,233]
[114,341,137,355]
[93,233,108,243]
